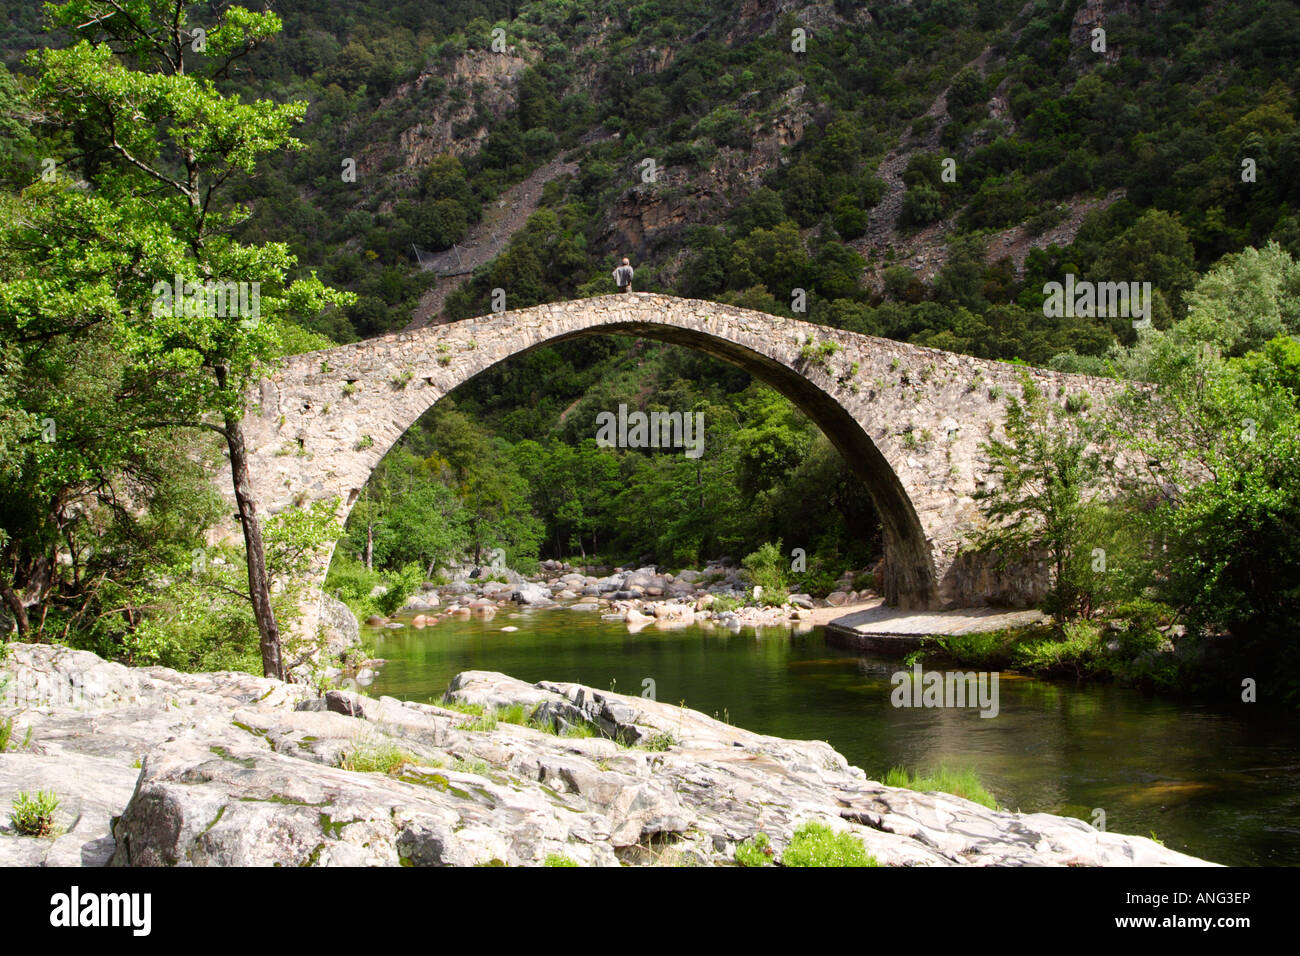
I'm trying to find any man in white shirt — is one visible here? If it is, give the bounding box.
[613,257,634,293]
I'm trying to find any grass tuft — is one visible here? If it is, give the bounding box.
[338,740,417,775]
[883,765,998,810]
[635,731,677,751]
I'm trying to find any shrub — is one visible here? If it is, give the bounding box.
[543,854,579,867]
[741,541,789,604]
[781,821,878,867]
[795,561,840,598]
[709,594,743,613]
[735,832,775,867]
[919,629,1021,669]
[10,790,59,837]
[373,563,424,617]
[1011,620,1107,678]
[327,555,424,621]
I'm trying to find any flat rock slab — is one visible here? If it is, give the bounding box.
[827,600,1049,653]
[0,643,1212,867]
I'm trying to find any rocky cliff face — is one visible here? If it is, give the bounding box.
[0,643,1213,867]
[604,85,814,262]
[356,47,532,192]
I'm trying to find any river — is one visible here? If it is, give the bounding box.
[366,607,1300,866]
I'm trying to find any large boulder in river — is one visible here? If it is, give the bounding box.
[401,591,440,612]
[470,565,524,586]
[319,593,361,658]
[624,567,667,591]
[511,583,555,606]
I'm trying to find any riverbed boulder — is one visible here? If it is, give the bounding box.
[511,583,554,606]
[402,591,441,612]
[651,602,693,621]
[624,567,667,591]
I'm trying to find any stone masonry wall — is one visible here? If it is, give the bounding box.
[219,293,1123,637]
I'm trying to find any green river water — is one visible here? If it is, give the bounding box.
[366,607,1300,866]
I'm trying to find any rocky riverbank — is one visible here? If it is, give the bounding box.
[374,560,881,632]
[0,643,1213,867]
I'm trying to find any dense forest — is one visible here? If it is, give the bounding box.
[1,1,1298,703]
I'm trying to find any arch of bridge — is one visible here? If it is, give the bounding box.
[233,293,1117,619]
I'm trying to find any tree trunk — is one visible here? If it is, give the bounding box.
[0,575,29,639]
[365,522,374,571]
[223,410,285,681]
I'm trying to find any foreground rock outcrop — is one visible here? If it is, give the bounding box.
[0,643,1213,867]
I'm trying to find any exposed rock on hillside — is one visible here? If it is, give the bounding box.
[368,50,532,179]
[604,85,814,262]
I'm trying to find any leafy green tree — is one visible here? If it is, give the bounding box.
[341,447,468,575]
[0,64,40,188]
[1092,209,1197,322]
[781,161,830,227]
[416,196,469,250]
[1109,325,1300,701]
[733,387,811,497]
[976,377,1109,620]
[947,67,988,124]
[729,222,808,294]
[1171,242,1300,357]
[728,187,785,234]
[417,404,541,568]
[21,1,352,677]
[900,182,944,227]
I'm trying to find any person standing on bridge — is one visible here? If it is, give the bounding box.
[613,256,634,293]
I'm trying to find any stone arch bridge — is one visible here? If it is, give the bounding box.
[233,293,1119,632]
